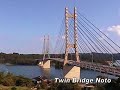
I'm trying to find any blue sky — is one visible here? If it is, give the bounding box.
[0,0,120,54]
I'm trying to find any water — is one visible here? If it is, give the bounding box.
[0,64,118,79]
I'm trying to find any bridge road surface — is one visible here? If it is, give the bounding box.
[48,58,120,77]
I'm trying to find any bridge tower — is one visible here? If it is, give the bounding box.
[39,35,50,69]
[43,35,50,60]
[63,7,80,79]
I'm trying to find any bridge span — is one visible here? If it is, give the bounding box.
[45,58,120,77]
[39,7,120,79]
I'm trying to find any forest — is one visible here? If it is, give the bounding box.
[0,52,42,65]
[0,52,120,65]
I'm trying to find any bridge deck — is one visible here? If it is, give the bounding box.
[47,58,120,77]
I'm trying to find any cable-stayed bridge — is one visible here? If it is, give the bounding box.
[38,7,120,79]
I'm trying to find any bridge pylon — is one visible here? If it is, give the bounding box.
[43,35,50,60]
[39,35,50,69]
[63,7,80,79]
[64,7,80,65]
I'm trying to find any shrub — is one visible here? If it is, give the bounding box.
[11,87,17,90]
[0,72,34,87]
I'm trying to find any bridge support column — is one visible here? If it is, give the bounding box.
[63,65,80,79]
[38,60,50,69]
[42,60,50,69]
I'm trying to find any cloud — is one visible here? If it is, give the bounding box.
[107,25,120,35]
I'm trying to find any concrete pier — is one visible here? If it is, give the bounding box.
[63,65,80,79]
[42,60,50,69]
[38,60,50,69]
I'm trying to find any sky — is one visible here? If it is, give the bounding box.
[0,0,120,54]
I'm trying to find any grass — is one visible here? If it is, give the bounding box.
[0,85,31,90]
